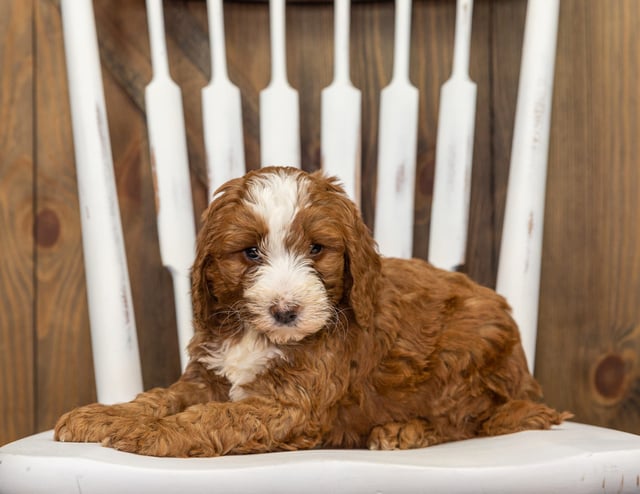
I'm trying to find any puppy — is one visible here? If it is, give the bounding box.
[55,166,569,457]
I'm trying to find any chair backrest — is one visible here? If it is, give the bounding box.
[59,0,559,405]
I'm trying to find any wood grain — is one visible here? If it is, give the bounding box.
[430,1,496,284]
[34,0,96,431]
[0,0,35,446]
[537,0,640,433]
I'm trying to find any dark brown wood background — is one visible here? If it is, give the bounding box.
[2,0,639,446]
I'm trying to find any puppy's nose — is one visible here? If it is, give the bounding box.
[270,303,300,325]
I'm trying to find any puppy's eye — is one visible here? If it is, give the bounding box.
[309,244,323,256]
[243,247,261,262]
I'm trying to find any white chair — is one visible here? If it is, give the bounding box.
[1,0,639,492]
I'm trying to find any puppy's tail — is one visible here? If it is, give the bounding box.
[480,399,573,437]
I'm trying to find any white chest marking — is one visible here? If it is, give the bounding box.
[199,330,284,401]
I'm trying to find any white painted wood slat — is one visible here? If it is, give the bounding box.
[60,0,143,403]
[144,0,197,371]
[373,0,419,259]
[3,422,640,493]
[321,0,361,206]
[428,0,477,272]
[496,0,561,372]
[260,0,301,168]
[202,0,246,199]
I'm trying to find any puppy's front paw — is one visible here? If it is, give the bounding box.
[368,419,438,450]
[54,403,115,443]
[104,417,208,457]
[101,417,161,456]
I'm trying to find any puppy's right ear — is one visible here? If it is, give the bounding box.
[191,235,217,333]
[191,175,246,331]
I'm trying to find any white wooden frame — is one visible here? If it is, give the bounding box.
[54,0,143,405]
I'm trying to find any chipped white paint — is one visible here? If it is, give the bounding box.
[260,0,301,168]
[60,0,143,403]
[496,0,560,373]
[4,422,640,492]
[374,0,419,259]
[202,0,246,199]
[145,0,196,371]
[321,0,361,206]
[428,0,477,272]
[199,330,285,401]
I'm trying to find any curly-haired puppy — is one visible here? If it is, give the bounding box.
[55,166,570,457]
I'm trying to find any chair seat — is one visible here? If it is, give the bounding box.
[1,421,639,494]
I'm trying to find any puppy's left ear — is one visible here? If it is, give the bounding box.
[343,203,381,330]
[315,173,381,330]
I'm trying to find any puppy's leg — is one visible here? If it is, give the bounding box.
[368,419,446,450]
[104,398,318,457]
[480,399,573,437]
[55,366,228,443]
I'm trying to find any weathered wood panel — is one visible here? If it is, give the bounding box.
[537,0,640,433]
[459,0,502,287]
[0,0,35,446]
[34,0,96,431]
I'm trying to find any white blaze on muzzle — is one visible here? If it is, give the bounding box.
[244,252,331,343]
[242,170,332,343]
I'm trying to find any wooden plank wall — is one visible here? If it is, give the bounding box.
[1,0,639,446]
[0,0,35,445]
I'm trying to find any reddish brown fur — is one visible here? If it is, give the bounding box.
[55,167,570,457]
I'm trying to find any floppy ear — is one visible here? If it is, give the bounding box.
[314,172,381,330]
[343,202,381,330]
[191,221,217,334]
[190,176,244,333]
